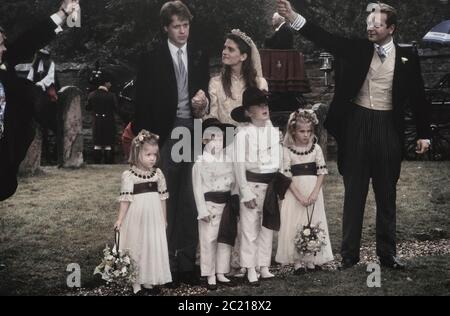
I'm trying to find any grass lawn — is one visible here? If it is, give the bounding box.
[0,161,449,296]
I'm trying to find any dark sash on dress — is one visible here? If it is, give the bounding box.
[133,182,158,195]
[291,162,317,176]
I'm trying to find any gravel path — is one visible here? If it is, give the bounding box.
[64,238,450,296]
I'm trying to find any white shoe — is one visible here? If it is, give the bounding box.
[247,268,258,283]
[217,273,230,283]
[207,275,217,285]
[306,263,315,270]
[260,266,275,279]
[233,267,246,278]
[132,283,142,294]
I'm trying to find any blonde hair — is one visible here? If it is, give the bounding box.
[128,130,160,166]
[283,109,319,146]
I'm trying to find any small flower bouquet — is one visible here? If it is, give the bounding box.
[94,231,137,286]
[294,204,327,256]
[294,223,327,256]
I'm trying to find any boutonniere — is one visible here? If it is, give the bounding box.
[0,63,6,71]
[401,57,408,64]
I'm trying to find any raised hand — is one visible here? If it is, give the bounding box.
[276,0,297,23]
[60,0,80,13]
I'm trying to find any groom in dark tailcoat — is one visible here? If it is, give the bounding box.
[131,1,210,286]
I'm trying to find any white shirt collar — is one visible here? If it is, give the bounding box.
[167,39,187,57]
[374,38,394,57]
[275,21,286,32]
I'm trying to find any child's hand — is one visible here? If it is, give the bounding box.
[114,220,122,231]
[296,194,309,207]
[244,199,257,209]
[307,191,319,206]
[200,215,211,223]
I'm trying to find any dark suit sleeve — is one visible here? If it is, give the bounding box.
[132,53,153,135]
[195,48,211,116]
[4,18,58,67]
[299,21,362,59]
[408,53,432,140]
[200,49,211,104]
[280,27,294,50]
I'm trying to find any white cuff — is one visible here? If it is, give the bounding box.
[290,13,306,31]
[50,14,64,34]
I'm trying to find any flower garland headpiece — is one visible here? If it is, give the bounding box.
[133,130,160,148]
[288,109,319,128]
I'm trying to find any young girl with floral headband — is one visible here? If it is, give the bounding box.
[114,130,171,294]
[276,109,334,274]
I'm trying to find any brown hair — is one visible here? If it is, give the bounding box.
[221,33,257,99]
[128,130,160,166]
[160,1,193,27]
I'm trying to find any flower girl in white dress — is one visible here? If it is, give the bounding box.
[276,110,334,274]
[114,130,172,294]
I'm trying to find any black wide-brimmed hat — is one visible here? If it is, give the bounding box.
[230,87,269,123]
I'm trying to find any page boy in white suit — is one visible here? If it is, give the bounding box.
[231,87,291,285]
[192,118,239,290]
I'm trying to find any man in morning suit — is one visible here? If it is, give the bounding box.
[277,0,431,270]
[131,1,210,286]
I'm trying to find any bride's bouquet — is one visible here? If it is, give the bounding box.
[94,230,137,286]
